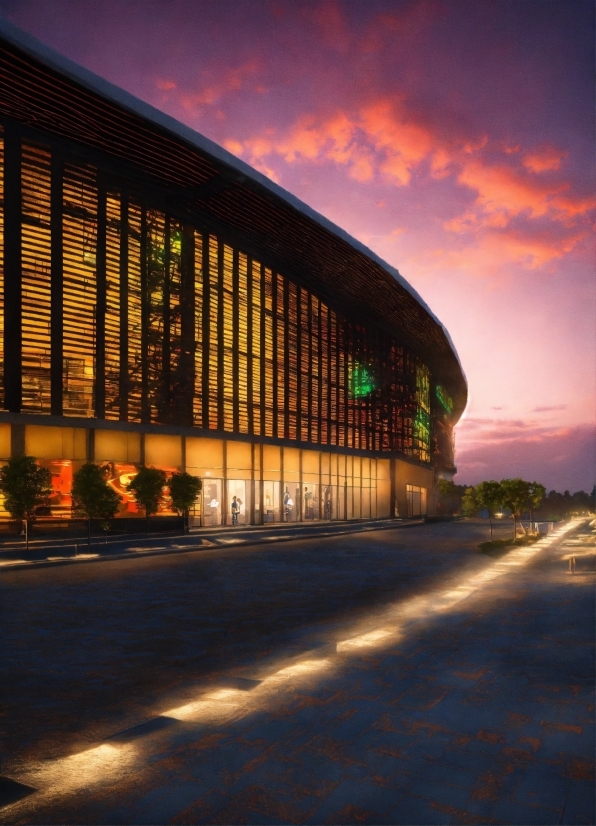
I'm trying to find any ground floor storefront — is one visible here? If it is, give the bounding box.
[0,422,434,525]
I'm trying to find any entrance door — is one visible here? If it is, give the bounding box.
[227,480,247,525]
[203,479,223,526]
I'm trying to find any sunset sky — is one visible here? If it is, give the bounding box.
[2,0,594,492]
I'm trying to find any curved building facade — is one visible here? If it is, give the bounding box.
[0,21,466,526]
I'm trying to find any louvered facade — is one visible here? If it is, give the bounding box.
[0,22,466,524]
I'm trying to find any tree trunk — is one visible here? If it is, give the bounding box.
[25,517,28,551]
[513,514,517,541]
[489,514,493,541]
[88,516,91,546]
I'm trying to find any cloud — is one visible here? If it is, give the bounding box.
[523,146,567,173]
[532,405,568,413]
[156,59,261,113]
[225,89,593,278]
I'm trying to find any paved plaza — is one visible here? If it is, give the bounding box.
[1,519,594,824]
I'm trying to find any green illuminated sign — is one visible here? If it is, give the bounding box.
[436,385,453,415]
[349,363,376,397]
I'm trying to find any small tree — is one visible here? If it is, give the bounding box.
[0,456,52,549]
[169,472,202,533]
[500,478,530,541]
[128,466,166,531]
[72,463,121,545]
[461,486,479,517]
[474,480,504,541]
[527,481,546,526]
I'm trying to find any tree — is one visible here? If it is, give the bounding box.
[436,479,467,516]
[474,480,504,541]
[461,486,479,517]
[527,481,546,525]
[72,463,121,545]
[500,478,530,540]
[169,472,202,533]
[127,466,166,531]
[0,456,52,549]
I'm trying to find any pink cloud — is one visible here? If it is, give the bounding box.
[523,146,567,173]
[170,59,261,114]
[156,78,176,92]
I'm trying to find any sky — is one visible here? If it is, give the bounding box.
[2,0,594,492]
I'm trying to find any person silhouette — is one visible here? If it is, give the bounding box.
[231,495,240,526]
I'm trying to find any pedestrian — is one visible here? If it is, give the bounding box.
[231,495,240,526]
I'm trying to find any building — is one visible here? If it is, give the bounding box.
[0,20,467,527]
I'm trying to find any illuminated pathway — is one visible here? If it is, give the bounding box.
[1,519,594,824]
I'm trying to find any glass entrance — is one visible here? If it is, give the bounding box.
[283,483,300,522]
[303,484,319,520]
[203,478,223,526]
[227,480,247,525]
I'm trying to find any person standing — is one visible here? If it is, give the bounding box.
[231,495,240,526]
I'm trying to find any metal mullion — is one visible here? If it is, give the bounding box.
[259,263,266,437]
[296,287,302,441]
[327,307,332,446]
[201,232,210,430]
[246,256,254,434]
[140,203,149,423]
[271,271,278,438]
[50,147,63,416]
[94,177,106,419]
[307,291,313,443]
[283,276,290,440]
[162,215,171,421]
[347,322,354,449]
[119,193,128,421]
[180,224,195,428]
[4,124,21,412]
[232,247,240,432]
[217,240,225,431]
[317,300,323,444]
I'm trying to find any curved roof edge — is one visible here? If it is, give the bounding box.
[0,16,467,401]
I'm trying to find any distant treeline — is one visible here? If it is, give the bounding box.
[438,481,595,520]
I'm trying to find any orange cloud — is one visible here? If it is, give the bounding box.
[456,160,567,220]
[232,97,443,187]
[156,78,176,91]
[177,60,261,113]
[224,93,593,277]
[523,146,567,173]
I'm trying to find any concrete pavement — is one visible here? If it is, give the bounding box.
[0,518,593,824]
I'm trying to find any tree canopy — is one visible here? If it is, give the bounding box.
[0,456,52,521]
[169,472,202,515]
[72,463,121,521]
[127,466,167,518]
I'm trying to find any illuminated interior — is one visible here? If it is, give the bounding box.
[0,28,465,526]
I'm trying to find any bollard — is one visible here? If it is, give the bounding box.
[568,556,576,574]
[75,542,78,558]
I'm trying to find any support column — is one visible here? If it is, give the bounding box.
[4,125,21,412]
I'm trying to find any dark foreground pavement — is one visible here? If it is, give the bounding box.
[0,519,594,824]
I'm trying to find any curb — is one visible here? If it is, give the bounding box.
[0,519,427,573]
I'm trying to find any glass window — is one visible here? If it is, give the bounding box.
[227,479,247,526]
[283,482,301,522]
[203,478,223,526]
[303,483,319,521]
[406,484,427,517]
[263,480,280,522]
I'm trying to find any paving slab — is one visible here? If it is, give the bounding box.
[0,518,593,824]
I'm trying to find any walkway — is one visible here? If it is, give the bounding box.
[0,519,593,823]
